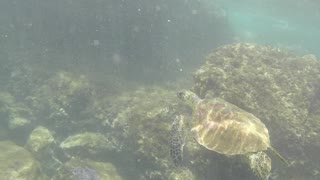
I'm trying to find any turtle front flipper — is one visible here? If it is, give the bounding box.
[169,114,186,166]
[244,152,272,180]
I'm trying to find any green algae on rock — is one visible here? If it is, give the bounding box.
[168,167,195,180]
[60,132,114,156]
[89,86,197,179]
[53,157,123,180]
[0,91,33,130]
[193,43,320,140]
[25,126,70,178]
[193,43,320,131]
[29,71,94,127]
[0,141,45,180]
[25,126,54,155]
[8,116,30,130]
[192,42,320,179]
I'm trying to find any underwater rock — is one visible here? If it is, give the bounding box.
[53,157,123,180]
[193,43,320,135]
[7,63,48,100]
[0,91,36,145]
[39,71,92,115]
[60,132,114,156]
[25,126,69,178]
[0,91,33,130]
[167,167,195,180]
[8,116,30,129]
[6,106,34,144]
[25,71,95,138]
[71,166,98,180]
[192,43,320,179]
[90,86,195,179]
[25,126,54,155]
[0,141,44,179]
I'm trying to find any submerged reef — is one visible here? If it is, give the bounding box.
[2,43,320,179]
[0,91,34,143]
[193,43,320,179]
[0,141,45,179]
[89,86,184,179]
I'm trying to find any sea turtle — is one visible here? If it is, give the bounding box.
[169,90,288,179]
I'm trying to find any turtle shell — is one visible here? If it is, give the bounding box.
[191,98,270,155]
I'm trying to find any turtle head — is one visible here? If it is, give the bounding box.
[177,90,201,107]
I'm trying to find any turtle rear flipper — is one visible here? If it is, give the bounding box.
[169,114,186,166]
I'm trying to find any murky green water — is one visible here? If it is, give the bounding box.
[0,0,320,179]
